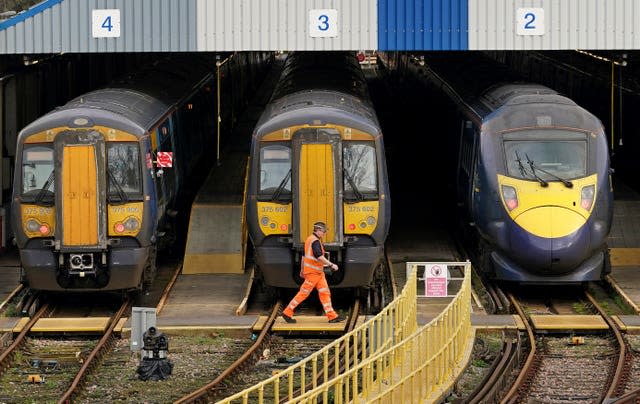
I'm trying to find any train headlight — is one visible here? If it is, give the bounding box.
[501,185,518,211]
[124,217,140,231]
[260,216,270,226]
[581,185,595,211]
[366,216,376,225]
[26,219,40,232]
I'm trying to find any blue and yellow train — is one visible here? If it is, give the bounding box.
[386,52,613,283]
[11,55,220,291]
[246,52,391,289]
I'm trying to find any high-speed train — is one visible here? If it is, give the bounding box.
[246,52,391,289]
[383,51,613,283]
[11,55,220,292]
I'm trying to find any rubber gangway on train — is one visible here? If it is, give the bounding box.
[218,262,474,403]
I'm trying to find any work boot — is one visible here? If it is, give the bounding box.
[328,315,346,323]
[282,313,296,323]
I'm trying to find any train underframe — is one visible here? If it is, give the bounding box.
[255,244,387,312]
[477,236,611,284]
[255,244,383,288]
[19,243,156,292]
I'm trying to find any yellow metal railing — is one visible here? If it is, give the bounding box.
[218,262,472,403]
[287,262,473,403]
[217,269,418,404]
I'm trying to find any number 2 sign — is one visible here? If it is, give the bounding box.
[517,8,544,36]
[92,9,121,38]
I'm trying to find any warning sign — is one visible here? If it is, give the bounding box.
[156,152,173,168]
[424,264,447,297]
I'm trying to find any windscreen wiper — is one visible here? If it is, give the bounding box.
[107,169,129,203]
[525,159,574,188]
[343,168,364,201]
[525,154,548,188]
[514,151,527,178]
[271,169,291,202]
[34,170,55,205]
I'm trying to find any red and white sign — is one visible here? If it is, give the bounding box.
[156,152,173,168]
[424,264,447,297]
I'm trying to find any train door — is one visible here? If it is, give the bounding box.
[55,131,107,248]
[292,128,342,246]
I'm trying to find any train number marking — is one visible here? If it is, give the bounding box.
[516,8,544,36]
[92,9,121,38]
[110,206,140,213]
[348,206,374,213]
[24,207,52,215]
[309,9,338,38]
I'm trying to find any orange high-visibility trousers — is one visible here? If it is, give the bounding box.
[283,271,337,320]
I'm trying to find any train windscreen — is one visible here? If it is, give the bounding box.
[259,143,292,200]
[343,142,377,200]
[21,145,55,198]
[107,143,142,199]
[503,130,587,181]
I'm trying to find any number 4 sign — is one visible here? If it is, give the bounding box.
[92,9,121,38]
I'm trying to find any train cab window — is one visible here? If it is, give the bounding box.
[343,142,377,201]
[21,145,55,201]
[107,143,142,201]
[503,130,587,181]
[259,144,291,200]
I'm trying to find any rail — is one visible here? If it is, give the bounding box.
[217,264,418,403]
[219,261,473,403]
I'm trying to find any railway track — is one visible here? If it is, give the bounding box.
[497,289,625,403]
[0,298,129,403]
[173,299,360,403]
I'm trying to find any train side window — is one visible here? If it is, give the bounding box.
[259,144,291,199]
[107,143,142,199]
[22,145,54,197]
[343,142,377,200]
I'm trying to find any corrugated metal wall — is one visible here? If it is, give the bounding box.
[0,0,197,53]
[378,0,468,50]
[4,0,640,53]
[469,0,640,50]
[195,0,377,51]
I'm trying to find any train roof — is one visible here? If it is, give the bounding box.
[254,52,380,137]
[271,51,370,101]
[18,54,216,139]
[419,52,580,119]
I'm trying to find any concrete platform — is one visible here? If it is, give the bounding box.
[0,316,26,333]
[252,315,358,334]
[183,152,248,275]
[529,314,609,331]
[612,315,640,334]
[472,314,524,330]
[157,271,254,318]
[30,317,110,334]
[607,199,640,314]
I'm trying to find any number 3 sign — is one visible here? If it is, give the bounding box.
[309,9,338,38]
[517,8,544,36]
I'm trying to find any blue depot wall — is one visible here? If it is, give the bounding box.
[378,0,468,50]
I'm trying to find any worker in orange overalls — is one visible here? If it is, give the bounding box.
[282,222,345,324]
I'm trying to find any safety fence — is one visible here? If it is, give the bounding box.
[218,261,473,403]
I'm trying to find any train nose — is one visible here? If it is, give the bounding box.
[511,206,589,273]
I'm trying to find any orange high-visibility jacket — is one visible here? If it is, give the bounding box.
[302,234,325,275]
